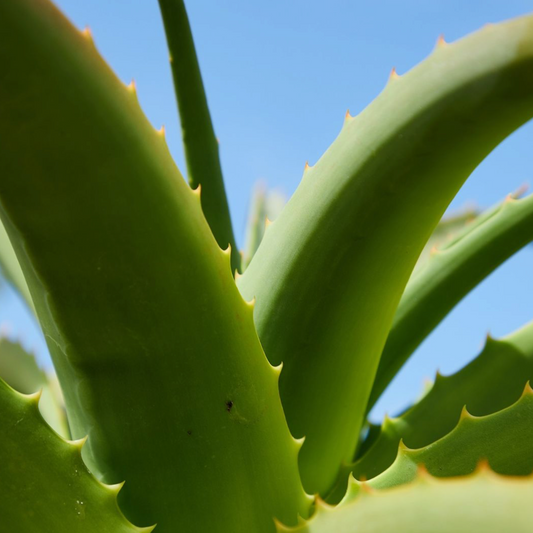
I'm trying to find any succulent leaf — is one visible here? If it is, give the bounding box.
[0,219,33,312]
[368,190,533,411]
[238,14,533,494]
[361,382,533,493]
[0,1,310,531]
[279,468,533,532]
[411,204,478,274]
[0,378,150,533]
[157,0,241,273]
[0,336,68,437]
[327,320,533,501]
[243,183,287,270]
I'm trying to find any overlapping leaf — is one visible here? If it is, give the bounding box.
[0,1,310,531]
[239,14,533,494]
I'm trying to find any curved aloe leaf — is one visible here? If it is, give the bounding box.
[238,14,533,494]
[411,204,478,274]
[0,378,151,533]
[326,321,533,501]
[157,0,240,273]
[0,1,310,531]
[0,336,67,437]
[357,383,533,493]
[368,191,533,411]
[278,468,533,533]
[0,219,33,312]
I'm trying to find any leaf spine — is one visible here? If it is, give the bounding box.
[474,458,492,474]
[105,480,125,495]
[81,26,94,44]
[389,67,400,81]
[191,183,201,199]
[314,495,334,511]
[521,380,533,397]
[271,361,283,377]
[459,404,473,420]
[67,434,88,450]
[436,34,447,47]
[127,79,137,97]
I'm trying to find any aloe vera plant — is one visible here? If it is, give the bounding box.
[2,1,533,531]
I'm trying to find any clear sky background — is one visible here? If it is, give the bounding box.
[3,0,533,421]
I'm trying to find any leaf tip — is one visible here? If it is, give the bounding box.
[81,26,94,43]
[389,67,400,81]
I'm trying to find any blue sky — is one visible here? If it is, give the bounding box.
[4,0,533,421]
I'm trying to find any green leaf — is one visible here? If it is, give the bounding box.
[327,320,533,501]
[412,203,478,275]
[242,183,287,270]
[0,1,310,531]
[361,383,533,492]
[0,336,68,437]
[0,218,33,312]
[278,469,533,533]
[367,191,533,411]
[238,14,533,494]
[0,378,151,533]
[157,0,240,273]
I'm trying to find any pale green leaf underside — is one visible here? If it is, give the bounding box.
[0,336,67,437]
[327,320,533,501]
[0,1,309,531]
[242,184,287,270]
[0,219,33,312]
[0,378,151,533]
[280,470,533,533]
[368,191,533,411]
[239,13,533,495]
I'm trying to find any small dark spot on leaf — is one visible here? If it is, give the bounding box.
[226,400,233,412]
[187,430,192,435]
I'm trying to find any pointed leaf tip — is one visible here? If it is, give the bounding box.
[389,67,400,80]
[67,435,89,453]
[81,26,93,42]
[459,404,473,420]
[127,79,137,95]
[436,34,447,47]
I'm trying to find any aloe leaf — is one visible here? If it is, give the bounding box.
[412,204,478,274]
[0,1,310,531]
[242,184,287,270]
[326,320,533,501]
[278,468,533,533]
[357,383,533,493]
[0,378,151,533]
[367,191,533,411]
[157,0,240,273]
[238,15,533,495]
[243,183,268,270]
[0,336,68,437]
[0,218,33,312]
